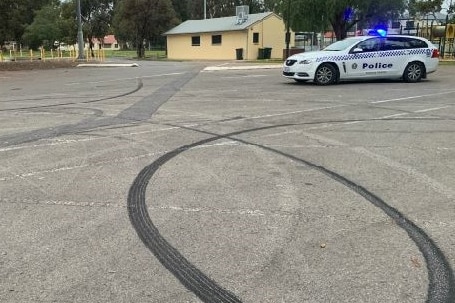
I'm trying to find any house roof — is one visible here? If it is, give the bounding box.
[92,35,117,44]
[164,12,277,35]
[103,35,117,44]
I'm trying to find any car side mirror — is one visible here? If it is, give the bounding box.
[352,48,363,53]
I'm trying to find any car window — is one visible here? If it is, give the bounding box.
[324,38,363,51]
[382,37,409,50]
[407,38,428,48]
[355,38,383,52]
[382,37,429,51]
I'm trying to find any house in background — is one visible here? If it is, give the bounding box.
[72,35,121,52]
[92,35,120,50]
[163,6,294,60]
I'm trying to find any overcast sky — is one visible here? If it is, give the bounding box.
[442,0,453,11]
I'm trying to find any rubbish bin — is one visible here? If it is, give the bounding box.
[257,48,265,59]
[235,48,243,60]
[264,47,272,59]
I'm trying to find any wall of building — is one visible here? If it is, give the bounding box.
[167,31,247,60]
[246,21,264,59]
[261,15,288,59]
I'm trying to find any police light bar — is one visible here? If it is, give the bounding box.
[376,29,387,37]
[367,27,388,37]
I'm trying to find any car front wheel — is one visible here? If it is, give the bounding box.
[403,62,424,83]
[314,63,338,85]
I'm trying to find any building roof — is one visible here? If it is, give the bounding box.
[103,35,117,44]
[164,12,277,35]
[92,35,117,44]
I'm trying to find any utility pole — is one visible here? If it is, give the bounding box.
[285,0,291,58]
[204,0,207,19]
[77,0,85,60]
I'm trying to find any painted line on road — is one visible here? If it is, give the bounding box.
[77,63,139,68]
[66,73,183,85]
[352,146,455,199]
[414,106,451,113]
[370,90,455,104]
[237,105,348,121]
[203,64,281,71]
[223,75,268,78]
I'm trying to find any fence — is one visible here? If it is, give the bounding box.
[411,23,455,59]
[0,47,106,62]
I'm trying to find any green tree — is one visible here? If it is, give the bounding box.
[279,0,406,40]
[22,3,63,50]
[80,0,114,56]
[113,0,178,58]
[0,0,56,48]
[57,0,114,55]
[172,0,190,21]
[408,0,443,19]
[60,1,79,46]
[411,0,443,15]
[184,0,269,20]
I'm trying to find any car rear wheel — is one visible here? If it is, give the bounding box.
[314,63,338,85]
[403,62,424,83]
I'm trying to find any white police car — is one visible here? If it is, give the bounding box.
[283,34,439,85]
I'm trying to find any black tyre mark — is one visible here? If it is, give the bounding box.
[0,70,200,148]
[0,78,143,112]
[128,124,454,303]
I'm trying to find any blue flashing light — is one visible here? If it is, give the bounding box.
[376,29,387,37]
[367,27,388,37]
[344,7,354,21]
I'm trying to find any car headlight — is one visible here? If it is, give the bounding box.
[299,59,312,64]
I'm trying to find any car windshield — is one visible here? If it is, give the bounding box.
[323,37,365,51]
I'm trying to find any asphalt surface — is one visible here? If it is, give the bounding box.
[0,61,454,303]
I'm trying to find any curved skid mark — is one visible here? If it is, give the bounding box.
[128,144,243,303]
[0,78,143,112]
[128,124,454,303]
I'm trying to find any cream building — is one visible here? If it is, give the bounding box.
[164,10,294,60]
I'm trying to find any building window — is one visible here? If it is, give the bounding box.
[253,33,259,44]
[192,36,200,46]
[212,35,222,45]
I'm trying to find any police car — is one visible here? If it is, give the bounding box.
[283,33,439,85]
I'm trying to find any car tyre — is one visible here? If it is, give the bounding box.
[314,63,338,85]
[403,62,424,83]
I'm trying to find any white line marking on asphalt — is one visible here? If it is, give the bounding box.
[0,151,166,181]
[66,73,183,85]
[0,126,182,153]
[378,113,409,119]
[0,197,300,217]
[224,75,267,78]
[414,106,450,113]
[370,90,455,104]
[352,147,455,199]
[77,63,139,68]
[203,64,281,71]
[241,105,347,121]
[157,205,296,218]
[283,132,455,199]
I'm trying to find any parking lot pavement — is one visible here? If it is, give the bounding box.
[1,62,454,303]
